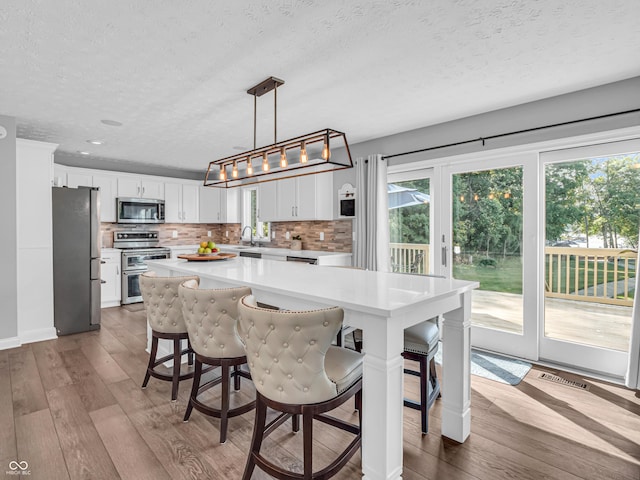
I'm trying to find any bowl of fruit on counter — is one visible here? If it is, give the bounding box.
[198,241,219,255]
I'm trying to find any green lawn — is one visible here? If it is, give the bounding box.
[453,257,523,294]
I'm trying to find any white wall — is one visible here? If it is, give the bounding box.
[0,115,18,347]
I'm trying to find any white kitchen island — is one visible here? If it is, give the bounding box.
[146,256,478,480]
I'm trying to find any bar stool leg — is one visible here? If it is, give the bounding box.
[142,335,158,389]
[171,337,181,401]
[233,364,241,391]
[183,359,202,422]
[419,355,428,434]
[220,362,230,443]
[303,408,313,479]
[242,394,267,480]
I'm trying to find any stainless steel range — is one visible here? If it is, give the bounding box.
[114,230,171,304]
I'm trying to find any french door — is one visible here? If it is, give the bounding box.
[440,154,538,359]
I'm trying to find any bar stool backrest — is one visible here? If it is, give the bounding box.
[179,280,251,359]
[140,272,199,334]
[238,295,344,405]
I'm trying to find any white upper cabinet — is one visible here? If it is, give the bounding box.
[258,181,278,222]
[66,172,93,188]
[92,174,117,223]
[199,187,225,223]
[270,173,333,221]
[165,182,199,223]
[117,176,164,200]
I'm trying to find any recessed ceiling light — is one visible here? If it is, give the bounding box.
[87,140,104,145]
[101,119,123,126]
[78,151,90,155]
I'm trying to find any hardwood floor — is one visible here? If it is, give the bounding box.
[2,306,639,480]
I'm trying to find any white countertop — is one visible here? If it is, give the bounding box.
[146,257,476,317]
[164,243,352,260]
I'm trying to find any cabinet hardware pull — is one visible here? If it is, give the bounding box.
[100,260,106,264]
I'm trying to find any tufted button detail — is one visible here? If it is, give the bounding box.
[287,374,293,379]
[259,380,263,385]
[273,358,278,363]
[232,296,236,300]
[250,362,254,367]
[278,386,283,391]
[303,387,309,392]
[165,285,169,289]
[269,324,275,330]
[250,321,254,326]
[209,334,212,338]
[220,344,224,348]
[172,322,176,326]
[214,322,219,327]
[210,299,215,303]
[309,340,315,345]
[323,321,329,326]
[265,369,270,374]
[283,342,288,347]
[255,352,259,357]
[221,309,226,314]
[297,358,303,363]
[294,326,300,331]
[262,339,266,344]
[204,311,208,316]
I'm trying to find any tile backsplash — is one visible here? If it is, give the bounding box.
[100,220,352,252]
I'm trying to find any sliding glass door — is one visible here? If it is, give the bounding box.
[540,140,640,376]
[442,155,538,358]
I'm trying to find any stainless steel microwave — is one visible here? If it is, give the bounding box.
[116,197,165,224]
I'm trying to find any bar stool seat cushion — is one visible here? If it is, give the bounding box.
[325,346,363,394]
[404,321,439,356]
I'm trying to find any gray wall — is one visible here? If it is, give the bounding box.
[332,76,640,216]
[0,115,17,340]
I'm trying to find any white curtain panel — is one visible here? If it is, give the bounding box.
[625,244,640,389]
[354,155,389,271]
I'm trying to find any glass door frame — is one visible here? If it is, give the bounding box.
[538,138,640,377]
[387,166,439,276]
[441,152,539,360]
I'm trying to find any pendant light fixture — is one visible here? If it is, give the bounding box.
[204,76,353,188]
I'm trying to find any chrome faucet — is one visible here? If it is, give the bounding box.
[241,226,255,246]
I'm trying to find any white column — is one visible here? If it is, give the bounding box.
[440,290,472,442]
[361,315,405,480]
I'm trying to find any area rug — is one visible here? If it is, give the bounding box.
[434,346,531,385]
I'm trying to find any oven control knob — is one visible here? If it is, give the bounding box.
[123,234,128,238]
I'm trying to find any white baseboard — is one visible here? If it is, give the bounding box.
[0,336,21,351]
[101,300,121,308]
[19,327,58,345]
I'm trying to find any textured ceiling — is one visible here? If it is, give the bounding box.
[1,0,639,177]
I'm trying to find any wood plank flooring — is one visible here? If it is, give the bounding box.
[1,306,639,480]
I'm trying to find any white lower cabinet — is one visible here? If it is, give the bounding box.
[100,250,121,308]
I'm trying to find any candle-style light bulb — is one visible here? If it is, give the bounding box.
[300,140,308,163]
[219,165,226,181]
[322,135,331,160]
[280,147,288,168]
[232,161,238,178]
[262,152,269,172]
[246,157,253,175]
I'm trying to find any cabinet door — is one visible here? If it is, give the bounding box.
[258,182,278,222]
[117,177,141,197]
[100,262,120,305]
[199,187,222,223]
[164,183,182,223]
[296,175,318,220]
[92,174,117,222]
[276,177,296,220]
[67,172,93,188]
[181,184,199,223]
[141,179,164,200]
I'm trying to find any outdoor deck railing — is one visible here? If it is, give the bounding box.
[390,243,429,274]
[390,243,636,307]
[545,247,636,307]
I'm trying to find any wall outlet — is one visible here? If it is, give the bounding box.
[225,230,229,237]
[172,230,178,238]
[207,230,212,237]
[319,232,325,241]
[285,231,290,240]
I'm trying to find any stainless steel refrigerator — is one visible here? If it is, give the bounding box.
[52,186,101,335]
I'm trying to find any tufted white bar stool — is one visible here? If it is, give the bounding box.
[238,295,363,480]
[352,318,441,434]
[140,271,199,401]
[178,280,256,444]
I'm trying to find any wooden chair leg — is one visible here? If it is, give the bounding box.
[303,408,313,479]
[292,414,300,432]
[183,359,202,422]
[220,362,230,443]
[430,357,441,398]
[242,394,267,480]
[233,364,241,391]
[142,335,158,389]
[171,337,181,401]
[419,355,428,434]
[187,339,194,366]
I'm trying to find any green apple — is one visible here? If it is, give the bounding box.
[198,247,205,254]
[207,241,216,249]
[204,247,212,254]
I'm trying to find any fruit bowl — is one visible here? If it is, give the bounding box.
[198,251,219,256]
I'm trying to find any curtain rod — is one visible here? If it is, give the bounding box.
[381,108,640,160]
